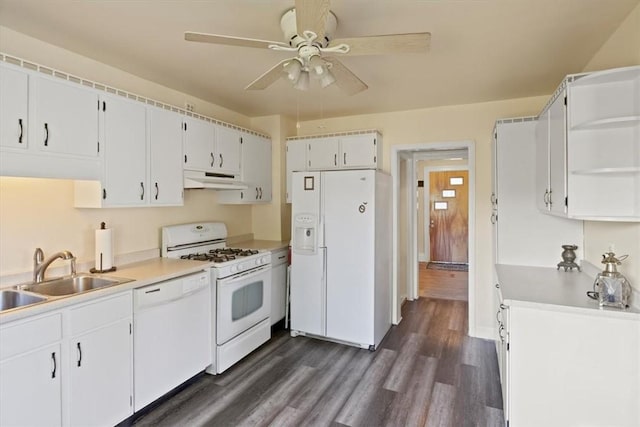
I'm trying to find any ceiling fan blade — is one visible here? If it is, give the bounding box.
[295,0,331,41]
[185,32,287,49]
[324,57,367,95]
[329,32,431,56]
[245,58,294,90]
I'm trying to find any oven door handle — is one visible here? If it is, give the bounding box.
[218,264,271,284]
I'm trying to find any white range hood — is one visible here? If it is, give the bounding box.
[183,170,248,190]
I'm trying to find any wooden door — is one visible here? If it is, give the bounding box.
[429,170,468,263]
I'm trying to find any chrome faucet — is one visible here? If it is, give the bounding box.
[33,248,76,283]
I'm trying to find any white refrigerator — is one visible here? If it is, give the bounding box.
[290,169,392,350]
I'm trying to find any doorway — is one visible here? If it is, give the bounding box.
[391,141,477,336]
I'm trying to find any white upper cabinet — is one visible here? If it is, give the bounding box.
[74,99,184,208]
[217,132,272,204]
[0,64,29,149]
[149,106,184,205]
[537,66,640,221]
[0,62,101,180]
[285,131,382,203]
[35,75,99,158]
[566,66,640,221]
[285,139,307,203]
[340,133,379,168]
[183,116,215,172]
[536,91,568,215]
[100,93,148,206]
[215,124,241,176]
[308,137,340,170]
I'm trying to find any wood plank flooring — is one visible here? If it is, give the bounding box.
[419,262,468,301]
[130,298,502,427]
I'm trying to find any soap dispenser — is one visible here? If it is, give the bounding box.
[592,252,632,309]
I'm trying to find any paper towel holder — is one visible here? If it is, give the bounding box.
[90,222,117,274]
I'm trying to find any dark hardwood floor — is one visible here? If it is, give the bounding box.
[132,298,503,427]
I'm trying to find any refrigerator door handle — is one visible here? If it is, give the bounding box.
[321,247,327,335]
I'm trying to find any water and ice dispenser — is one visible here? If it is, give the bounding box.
[293,214,317,254]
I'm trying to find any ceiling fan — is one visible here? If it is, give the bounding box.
[184,0,431,95]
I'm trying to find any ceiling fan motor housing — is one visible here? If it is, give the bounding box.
[280,8,337,48]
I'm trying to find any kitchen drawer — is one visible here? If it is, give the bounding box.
[271,248,288,267]
[0,312,62,359]
[69,291,132,336]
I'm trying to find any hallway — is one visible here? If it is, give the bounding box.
[419,262,468,301]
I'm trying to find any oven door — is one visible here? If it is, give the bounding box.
[216,264,271,345]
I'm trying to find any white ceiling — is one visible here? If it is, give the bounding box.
[0,0,637,121]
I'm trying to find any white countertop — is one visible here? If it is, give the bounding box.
[496,263,640,319]
[0,257,213,325]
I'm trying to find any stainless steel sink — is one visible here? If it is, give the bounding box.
[0,289,48,312]
[21,274,131,297]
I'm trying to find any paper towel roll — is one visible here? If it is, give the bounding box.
[95,225,114,271]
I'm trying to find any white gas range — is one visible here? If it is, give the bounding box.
[162,222,272,374]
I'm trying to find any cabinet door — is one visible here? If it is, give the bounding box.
[548,92,567,215]
[0,344,62,427]
[286,139,307,203]
[340,134,378,168]
[183,117,215,172]
[535,108,551,212]
[0,64,29,149]
[35,76,99,157]
[69,318,133,427]
[102,94,147,206]
[307,137,339,170]
[149,107,183,206]
[216,125,241,176]
[255,135,272,201]
[270,252,288,325]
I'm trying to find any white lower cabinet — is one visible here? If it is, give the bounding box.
[500,302,639,427]
[0,292,134,427]
[0,312,63,427]
[67,292,133,427]
[270,248,288,325]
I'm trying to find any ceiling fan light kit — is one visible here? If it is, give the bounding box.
[184,0,431,95]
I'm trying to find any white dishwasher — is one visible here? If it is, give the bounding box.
[133,271,211,411]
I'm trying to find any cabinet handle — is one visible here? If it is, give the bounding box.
[547,189,552,206]
[334,154,337,166]
[498,325,506,341]
[155,182,159,200]
[140,182,145,200]
[51,352,57,378]
[18,119,23,143]
[344,152,347,165]
[278,255,286,260]
[184,154,187,164]
[496,309,502,323]
[77,342,82,367]
[490,193,497,206]
[543,190,549,206]
[102,188,107,200]
[256,187,259,199]
[240,191,243,200]
[219,153,223,168]
[490,213,496,224]
[210,153,215,167]
[495,283,500,288]
[44,123,49,146]
[259,187,263,199]
[500,303,507,310]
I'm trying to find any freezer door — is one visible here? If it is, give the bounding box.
[323,170,376,345]
[290,248,326,337]
[291,171,322,250]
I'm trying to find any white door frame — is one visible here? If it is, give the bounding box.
[423,164,470,263]
[392,141,477,337]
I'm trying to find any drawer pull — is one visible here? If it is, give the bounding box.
[77,342,82,367]
[51,352,57,378]
[145,288,161,294]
